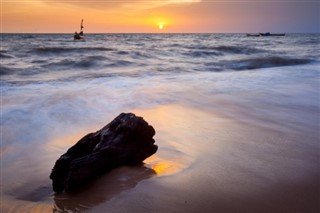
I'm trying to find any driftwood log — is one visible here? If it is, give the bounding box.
[50,113,158,193]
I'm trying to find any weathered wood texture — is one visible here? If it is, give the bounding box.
[50,113,158,193]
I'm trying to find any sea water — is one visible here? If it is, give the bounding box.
[1,33,319,212]
[1,33,319,140]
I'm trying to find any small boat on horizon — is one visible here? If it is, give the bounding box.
[247,32,286,37]
[74,19,85,41]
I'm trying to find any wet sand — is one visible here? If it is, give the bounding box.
[1,102,319,213]
[88,104,319,213]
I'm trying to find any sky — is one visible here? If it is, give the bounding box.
[1,0,319,33]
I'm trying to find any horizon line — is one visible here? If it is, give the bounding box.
[1,32,318,34]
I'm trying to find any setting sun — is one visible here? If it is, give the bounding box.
[159,23,164,30]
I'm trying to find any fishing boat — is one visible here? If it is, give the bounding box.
[246,33,260,37]
[247,32,285,37]
[74,19,85,41]
[259,32,285,36]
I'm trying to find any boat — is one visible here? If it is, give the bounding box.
[246,33,260,37]
[259,32,285,36]
[247,32,285,37]
[74,35,85,41]
[74,19,85,41]
[74,34,85,41]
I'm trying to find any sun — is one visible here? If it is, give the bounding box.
[159,23,164,30]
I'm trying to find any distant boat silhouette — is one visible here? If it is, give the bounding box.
[247,32,285,37]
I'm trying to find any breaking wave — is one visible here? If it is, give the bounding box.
[0,52,14,59]
[1,33,319,83]
[183,45,267,58]
[30,47,115,55]
[224,56,314,71]
[42,56,108,69]
[0,65,18,75]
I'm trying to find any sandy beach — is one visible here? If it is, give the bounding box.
[2,100,319,212]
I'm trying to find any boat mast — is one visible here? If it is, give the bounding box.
[80,19,84,32]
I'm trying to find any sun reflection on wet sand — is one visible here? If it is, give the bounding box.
[134,104,227,176]
[144,155,186,176]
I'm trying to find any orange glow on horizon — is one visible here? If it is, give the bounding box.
[2,1,318,34]
[2,1,179,33]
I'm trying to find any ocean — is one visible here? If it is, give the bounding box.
[1,33,320,212]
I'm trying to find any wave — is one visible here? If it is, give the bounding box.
[0,52,14,59]
[42,56,135,70]
[30,47,115,55]
[184,45,265,57]
[107,60,135,67]
[72,70,141,80]
[0,65,17,75]
[32,59,47,64]
[131,51,152,59]
[114,50,154,60]
[184,50,221,57]
[215,45,265,55]
[223,56,314,71]
[116,51,130,55]
[43,56,108,69]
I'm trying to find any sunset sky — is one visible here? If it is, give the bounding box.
[1,0,319,33]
